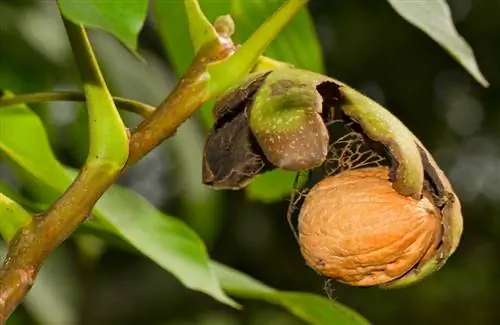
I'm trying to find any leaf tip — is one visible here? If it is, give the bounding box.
[477,75,490,88]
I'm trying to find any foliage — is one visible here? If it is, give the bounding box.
[0,0,491,324]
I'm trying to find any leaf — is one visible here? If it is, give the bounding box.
[0,192,31,242]
[151,0,227,125]
[0,92,70,196]
[91,200,370,324]
[167,121,224,246]
[90,32,224,246]
[57,0,148,53]
[246,170,298,203]
[153,0,324,202]
[387,0,488,87]
[151,0,229,75]
[24,247,81,325]
[185,0,219,52]
[86,171,238,307]
[0,97,236,307]
[0,160,370,324]
[213,262,371,325]
[152,0,323,98]
[230,0,324,73]
[63,20,129,168]
[0,180,370,325]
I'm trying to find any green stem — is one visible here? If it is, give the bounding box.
[62,22,129,168]
[0,18,129,323]
[127,39,234,165]
[206,0,308,96]
[0,0,307,321]
[0,92,155,118]
[0,165,117,322]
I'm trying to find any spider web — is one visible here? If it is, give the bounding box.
[286,122,389,297]
[286,122,388,243]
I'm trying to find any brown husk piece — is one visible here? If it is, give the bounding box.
[202,72,273,189]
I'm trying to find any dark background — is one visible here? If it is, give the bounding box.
[1,0,499,324]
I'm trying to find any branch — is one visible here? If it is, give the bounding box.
[0,0,308,321]
[0,18,129,322]
[0,92,155,118]
[128,0,308,165]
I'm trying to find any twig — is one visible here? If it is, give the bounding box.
[0,0,308,321]
[127,40,235,165]
[0,22,236,325]
[0,18,132,322]
[0,91,155,118]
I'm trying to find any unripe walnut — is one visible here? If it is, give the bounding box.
[298,166,442,286]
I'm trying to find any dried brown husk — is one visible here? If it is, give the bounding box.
[202,72,272,189]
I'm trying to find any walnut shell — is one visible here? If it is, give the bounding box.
[298,166,442,286]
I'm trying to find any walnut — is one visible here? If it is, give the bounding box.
[298,166,442,286]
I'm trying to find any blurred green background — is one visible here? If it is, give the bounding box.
[1,0,499,324]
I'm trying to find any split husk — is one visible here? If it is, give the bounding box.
[202,67,463,287]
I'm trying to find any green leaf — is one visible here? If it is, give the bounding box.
[152,0,323,92]
[185,0,219,52]
[167,121,224,246]
[63,20,129,169]
[151,0,199,76]
[86,171,238,308]
[246,170,298,203]
[387,0,488,87]
[0,192,31,242]
[206,0,310,97]
[90,196,370,324]
[57,0,148,53]
[23,247,81,325]
[214,262,371,325]
[0,184,371,325]
[0,92,70,196]
[151,0,228,75]
[0,178,370,325]
[151,0,225,125]
[153,0,323,202]
[230,0,323,73]
[0,97,236,307]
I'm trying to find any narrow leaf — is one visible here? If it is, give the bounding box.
[153,0,324,202]
[62,19,129,167]
[246,170,299,203]
[0,98,236,307]
[185,0,219,52]
[0,92,70,195]
[89,172,238,307]
[0,169,370,324]
[387,0,488,87]
[151,0,228,126]
[230,0,323,73]
[151,0,229,75]
[206,0,309,96]
[57,0,148,53]
[214,262,371,325]
[24,247,81,325]
[152,0,323,93]
[0,192,31,242]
